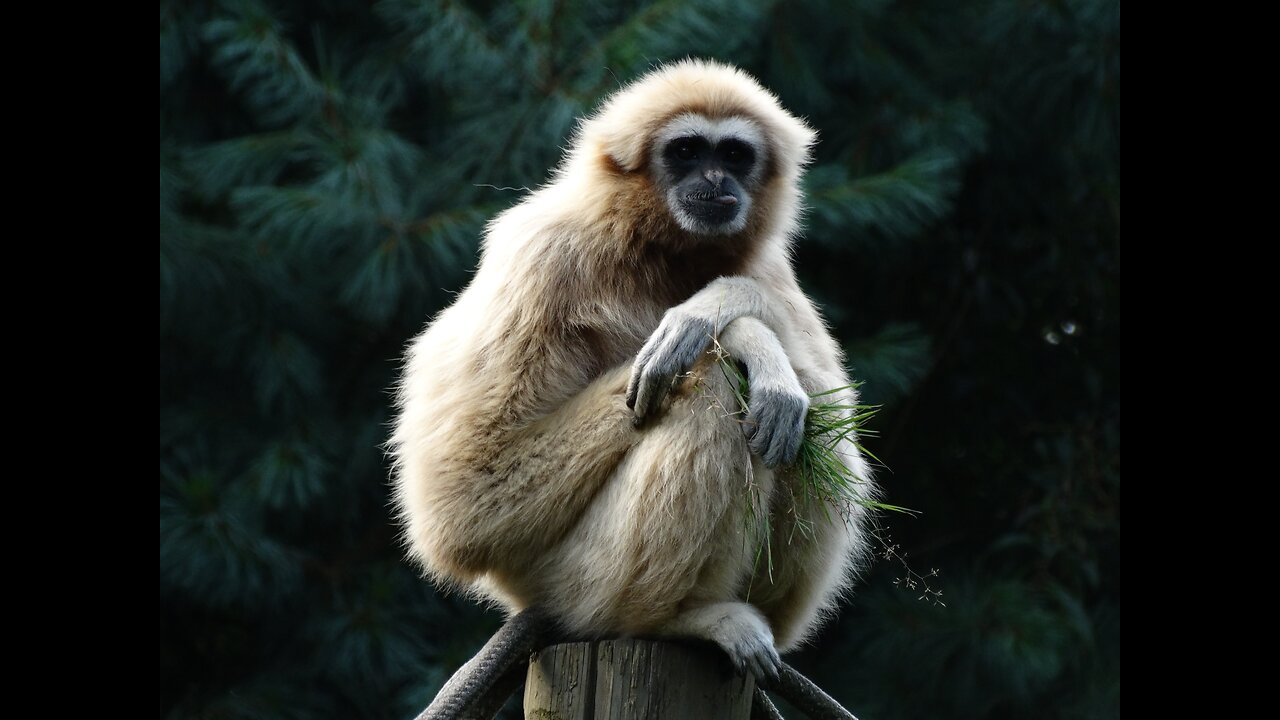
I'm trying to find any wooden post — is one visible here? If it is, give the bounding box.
[524,639,755,719]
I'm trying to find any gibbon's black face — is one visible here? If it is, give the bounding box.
[653,115,768,236]
[663,136,754,227]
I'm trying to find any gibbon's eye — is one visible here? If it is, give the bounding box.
[719,139,755,169]
[663,136,710,172]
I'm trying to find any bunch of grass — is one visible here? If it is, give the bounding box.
[708,343,915,583]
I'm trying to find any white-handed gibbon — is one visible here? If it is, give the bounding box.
[390,59,876,683]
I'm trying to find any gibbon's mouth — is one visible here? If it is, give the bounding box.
[680,194,742,228]
[686,192,738,206]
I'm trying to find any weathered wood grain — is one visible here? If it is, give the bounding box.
[524,639,754,719]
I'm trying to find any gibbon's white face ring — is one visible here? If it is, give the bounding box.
[651,114,769,236]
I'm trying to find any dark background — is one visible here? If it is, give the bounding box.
[159,1,1120,718]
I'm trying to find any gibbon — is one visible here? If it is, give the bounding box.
[390,59,875,682]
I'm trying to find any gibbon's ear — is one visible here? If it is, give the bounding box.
[580,58,819,175]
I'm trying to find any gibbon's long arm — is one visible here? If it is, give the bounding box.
[716,316,809,467]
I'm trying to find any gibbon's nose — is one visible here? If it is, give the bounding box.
[701,166,734,204]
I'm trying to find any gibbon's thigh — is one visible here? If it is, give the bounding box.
[532,353,770,637]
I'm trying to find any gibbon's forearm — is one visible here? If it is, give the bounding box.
[682,275,779,335]
[718,316,809,468]
[717,316,799,393]
[407,365,638,579]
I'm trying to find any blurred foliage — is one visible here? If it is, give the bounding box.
[160,0,1119,718]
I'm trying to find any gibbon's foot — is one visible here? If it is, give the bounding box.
[662,602,783,683]
[626,309,716,422]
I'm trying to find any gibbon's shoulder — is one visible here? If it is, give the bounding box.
[574,58,818,176]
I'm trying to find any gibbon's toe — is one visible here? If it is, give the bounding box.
[746,641,783,684]
[706,606,781,682]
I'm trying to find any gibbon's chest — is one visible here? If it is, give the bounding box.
[643,238,756,302]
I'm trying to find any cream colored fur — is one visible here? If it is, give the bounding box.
[390,59,876,665]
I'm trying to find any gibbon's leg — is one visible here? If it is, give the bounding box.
[533,352,767,659]
[747,387,877,650]
[537,319,807,681]
[396,364,641,584]
[649,316,814,680]
[748,496,870,651]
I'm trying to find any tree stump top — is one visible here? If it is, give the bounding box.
[524,638,755,719]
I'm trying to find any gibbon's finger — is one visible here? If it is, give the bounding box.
[745,407,767,457]
[781,407,806,467]
[631,367,672,422]
[757,649,778,682]
[627,340,673,415]
[625,344,658,409]
[768,410,802,468]
[756,391,807,468]
[624,362,643,410]
[634,334,707,421]
[630,369,654,419]
[671,326,709,371]
[750,410,780,466]
[651,323,708,380]
[764,417,791,469]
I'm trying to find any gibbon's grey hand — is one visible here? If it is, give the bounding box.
[745,385,808,469]
[626,277,771,423]
[719,317,808,468]
[625,309,715,423]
